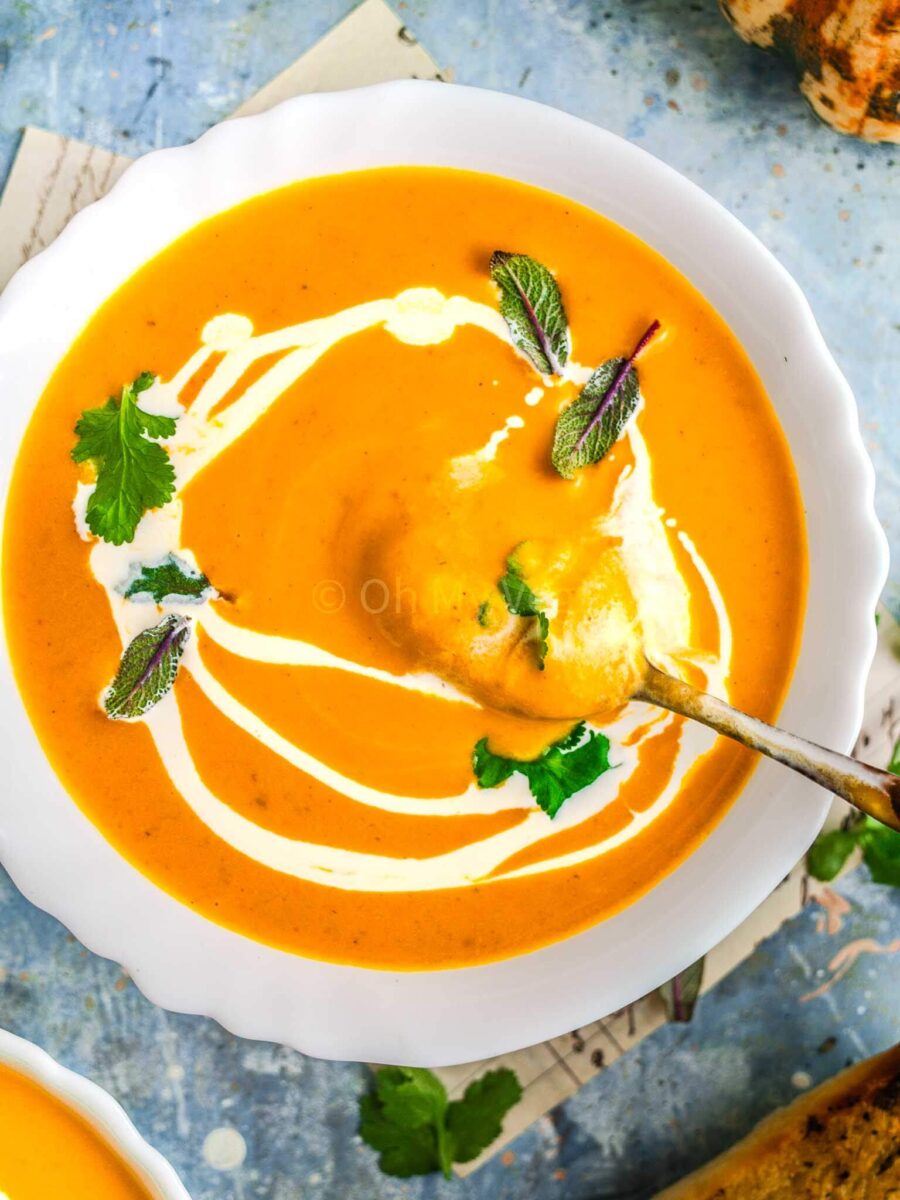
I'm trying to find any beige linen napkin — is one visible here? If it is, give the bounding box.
[1,0,896,1173]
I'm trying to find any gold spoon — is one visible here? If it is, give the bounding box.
[635,663,900,833]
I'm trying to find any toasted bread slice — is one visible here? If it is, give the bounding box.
[655,1044,900,1197]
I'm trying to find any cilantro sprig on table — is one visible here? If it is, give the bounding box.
[359,1065,521,1179]
[473,722,613,818]
[806,737,900,886]
[72,372,177,545]
[807,814,900,887]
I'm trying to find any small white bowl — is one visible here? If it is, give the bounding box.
[0,1028,190,1197]
[0,81,887,1065]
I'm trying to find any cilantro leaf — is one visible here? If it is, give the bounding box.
[806,737,900,887]
[362,1067,451,1178]
[472,739,517,789]
[446,1069,523,1164]
[476,601,491,627]
[490,251,569,375]
[72,372,177,545]
[122,554,215,604]
[497,550,550,668]
[376,1067,448,1131]
[806,828,858,882]
[103,614,190,720]
[358,1094,440,1178]
[359,1065,521,1180]
[889,735,900,776]
[551,320,660,479]
[858,815,900,887]
[473,722,613,818]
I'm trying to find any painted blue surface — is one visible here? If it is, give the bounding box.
[0,863,897,1198]
[0,3,897,1197]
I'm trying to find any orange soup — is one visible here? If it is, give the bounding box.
[2,168,806,968]
[0,1062,154,1199]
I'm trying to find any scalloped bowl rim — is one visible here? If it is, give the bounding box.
[0,1028,190,1198]
[0,81,888,1065]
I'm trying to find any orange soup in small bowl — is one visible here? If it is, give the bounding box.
[0,1030,188,1199]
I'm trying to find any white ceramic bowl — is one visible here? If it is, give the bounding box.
[0,1028,190,1197]
[0,82,887,1066]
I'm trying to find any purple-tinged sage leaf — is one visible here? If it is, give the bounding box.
[103,614,190,720]
[657,955,705,1023]
[490,251,569,376]
[551,320,660,479]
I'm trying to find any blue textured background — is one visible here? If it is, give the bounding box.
[0,3,898,1198]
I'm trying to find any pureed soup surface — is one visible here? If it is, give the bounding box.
[3,168,806,969]
[0,1062,154,1199]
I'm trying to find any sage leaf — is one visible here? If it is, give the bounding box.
[657,956,705,1023]
[122,554,215,604]
[103,614,190,720]
[490,251,569,376]
[551,319,660,479]
[552,358,639,478]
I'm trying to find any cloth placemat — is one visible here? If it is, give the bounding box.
[0,0,896,1173]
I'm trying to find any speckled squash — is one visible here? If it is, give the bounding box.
[720,0,900,142]
[655,1044,900,1198]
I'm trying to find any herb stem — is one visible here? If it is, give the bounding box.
[507,260,560,374]
[672,972,683,1022]
[436,1122,453,1180]
[574,319,661,452]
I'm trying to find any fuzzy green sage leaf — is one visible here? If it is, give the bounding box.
[473,722,612,818]
[497,550,550,668]
[490,251,569,376]
[551,320,660,479]
[72,372,177,546]
[103,614,190,720]
[122,554,215,604]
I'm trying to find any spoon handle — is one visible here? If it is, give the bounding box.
[634,664,900,833]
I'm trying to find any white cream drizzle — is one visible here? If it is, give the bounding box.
[74,287,733,894]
